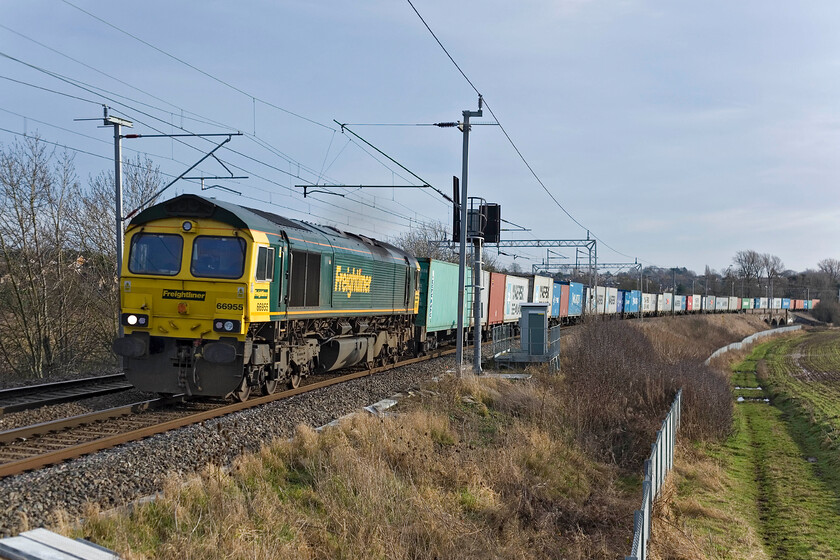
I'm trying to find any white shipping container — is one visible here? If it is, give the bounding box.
[772,298,782,309]
[675,295,686,312]
[663,292,673,312]
[759,297,768,309]
[715,297,729,311]
[504,275,530,322]
[606,287,618,314]
[729,296,739,311]
[642,293,655,313]
[692,295,702,310]
[703,296,716,311]
[529,275,554,305]
[656,294,664,313]
[595,286,606,314]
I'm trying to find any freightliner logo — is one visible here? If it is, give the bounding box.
[162,289,206,301]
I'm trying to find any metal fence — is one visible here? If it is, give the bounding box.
[548,324,562,357]
[704,325,801,365]
[490,323,515,357]
[626,389,682,560]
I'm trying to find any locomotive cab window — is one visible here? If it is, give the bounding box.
[191,236,246,279]
[128,233,183,276]
[255,246,275,281]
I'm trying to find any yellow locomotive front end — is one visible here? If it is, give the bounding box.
[114,214,268,397]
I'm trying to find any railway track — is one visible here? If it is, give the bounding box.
[0,349,455,480]
[0,374,133,415]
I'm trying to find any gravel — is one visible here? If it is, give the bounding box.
[0,389,155,432]
[0,356,457,536]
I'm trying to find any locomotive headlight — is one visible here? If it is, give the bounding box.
[182,220,194,232]
[213,318,241,333]
[121,313,149,327]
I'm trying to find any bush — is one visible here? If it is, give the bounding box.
[561,320,732,469]
[811,301,840,324]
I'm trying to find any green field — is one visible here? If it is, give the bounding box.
[666,330,840,559]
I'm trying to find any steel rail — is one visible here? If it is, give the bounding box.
[0,374,131,414]
[0,347,456,479]
[0,397,183,445]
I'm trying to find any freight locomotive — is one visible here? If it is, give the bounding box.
[112,194,818,400]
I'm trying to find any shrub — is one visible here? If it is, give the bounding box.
[812,301,840,324]
[561,320,732,469]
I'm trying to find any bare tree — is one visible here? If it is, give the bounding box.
[0,137,79,377]
[391,220,456,262]
[818,258,840,284]
[733,250,762,296]
[390,220,500,272]
[70,155,161,358]
[761,253,785,300]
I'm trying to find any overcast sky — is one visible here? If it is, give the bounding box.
[2,1,839,274]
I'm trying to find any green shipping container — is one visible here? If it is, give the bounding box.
[416,258,473,333]
[741,297,753,310]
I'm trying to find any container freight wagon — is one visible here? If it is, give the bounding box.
[606,287,618,315]
[478,270,490,328]
[623,290,641,315]
[595,286,607,314]
[728,297,739,311]
[642,293,656,315]
[691,295,701,312]
[504,275,530,323]
[674,295,686,313]
[529,275,554,307]
[772,298,782,309]
[715,297,729,311]
[741,298,753,310]
[487,272,506,326]
[566,282,584,319]
[416,258,473,351]
[703,295,715,311]
[663,293,673,313]
[781,298,791,310]
[552,281,569,320]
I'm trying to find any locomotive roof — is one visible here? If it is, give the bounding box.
[129,194,414,262]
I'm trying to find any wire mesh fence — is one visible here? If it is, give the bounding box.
[626,388,682,560]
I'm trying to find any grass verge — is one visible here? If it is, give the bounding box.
[658,331,840,559]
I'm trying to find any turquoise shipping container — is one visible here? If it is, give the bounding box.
[415,258,473,333]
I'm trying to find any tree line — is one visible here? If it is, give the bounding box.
[0,137,159,379]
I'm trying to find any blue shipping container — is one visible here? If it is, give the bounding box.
[624,290,641,313]
[566,281,584,317]
[551,282,562,317]
[782,298,791,309]
[616,290,625,314]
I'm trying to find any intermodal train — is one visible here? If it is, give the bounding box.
[112,194,818,400]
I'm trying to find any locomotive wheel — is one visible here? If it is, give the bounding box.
[233,378,251,402]
[288,374,301,389]
[263,377,279,395]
